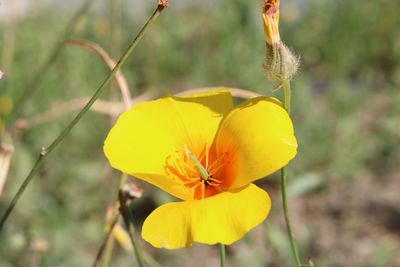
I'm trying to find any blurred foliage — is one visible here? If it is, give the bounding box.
[0,0,399,266]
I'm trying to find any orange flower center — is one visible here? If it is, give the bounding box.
[165,144,230,200]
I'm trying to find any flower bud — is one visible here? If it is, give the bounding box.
[262,0,299,82]
[263,42,299,82]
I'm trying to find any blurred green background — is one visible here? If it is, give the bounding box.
[0,0,399,266]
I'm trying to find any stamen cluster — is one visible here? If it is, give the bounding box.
[165,144,229,200]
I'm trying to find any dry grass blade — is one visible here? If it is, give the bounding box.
[14,86,258,129]
[0,143,14,197]
[13,90,156,130]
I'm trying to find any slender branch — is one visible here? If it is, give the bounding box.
[281,81,301,267]
[282,81,291,113]
[91,214,119,267]
[118,190,145,267]
[219,244,226,267]
[280,168,301,266]
[0,1,168,232]
[100,233,115,267]
[6,0,95,125]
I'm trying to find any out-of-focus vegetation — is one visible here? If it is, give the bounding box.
[0,0,399,266]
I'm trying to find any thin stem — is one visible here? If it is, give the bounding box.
[281,81,301,267]
[6,0,95,126]
[282,81,291,113]
[219,244,226,267]
[0,1,168,232]
[142,254,162,267]
[100,233,115,267]
[118,191,145,267]
[92,214,119,267]
[280,168,301,267]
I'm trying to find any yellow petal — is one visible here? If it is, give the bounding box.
[142,184,270,249]
[104,90,233,200]
[176,88,233,117]
[216,97,297,189]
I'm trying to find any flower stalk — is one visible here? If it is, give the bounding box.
[262,1,303,266]
[280,167,301,266]
[282,81,291,114]
[92,214,119,267]
[219,244,226,267]
[118,190,145,267]
[0,0,169,232]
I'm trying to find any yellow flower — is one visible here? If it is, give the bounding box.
[104,89,297,249]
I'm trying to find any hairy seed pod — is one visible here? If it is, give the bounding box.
[263,42,299,82]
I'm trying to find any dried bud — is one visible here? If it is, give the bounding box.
[262,0,280,46]
[262,0,299,82]
[122,182,143,200]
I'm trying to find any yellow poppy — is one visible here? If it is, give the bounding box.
[104,89,297,249]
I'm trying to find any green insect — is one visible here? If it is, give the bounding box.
[184,145,209,181]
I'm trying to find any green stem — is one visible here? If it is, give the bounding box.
[0,1,168,232]
[281,81,301,267]
[282,81,291,113]
[142,253,163,267]
[219,244,226,267]
[100,230,115,267]
[92,214,119,267]
[280,168,301,267]
[118,191,145,267]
